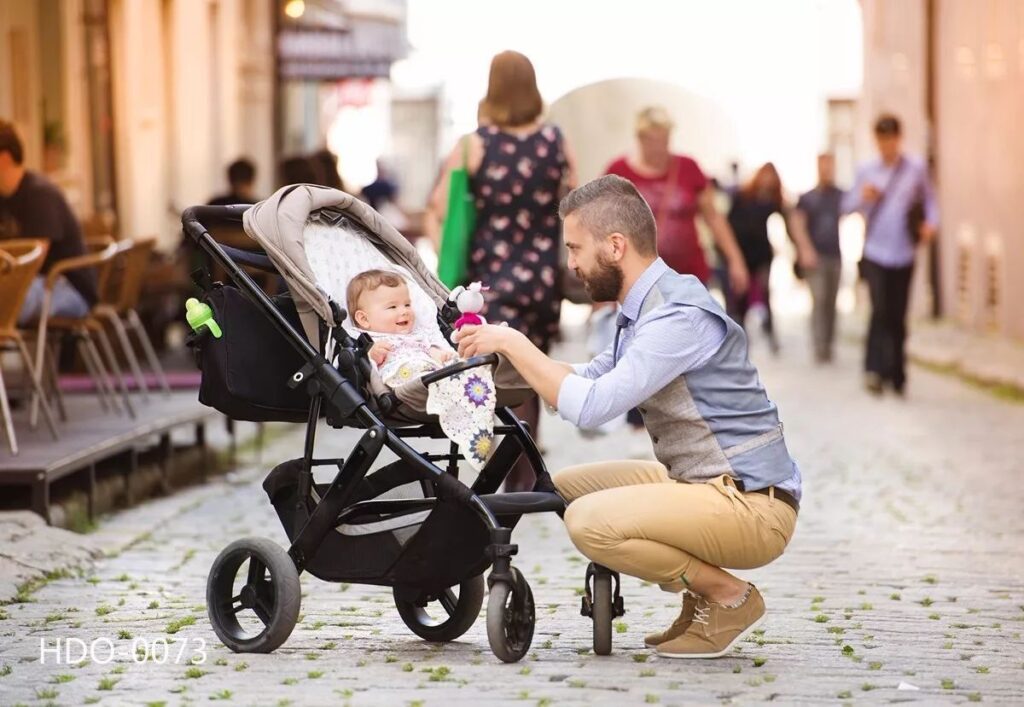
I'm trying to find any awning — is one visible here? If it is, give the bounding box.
[277,16,408,81]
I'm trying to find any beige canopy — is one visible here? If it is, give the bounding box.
[241,184,530,415]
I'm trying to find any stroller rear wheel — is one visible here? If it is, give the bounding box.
[486,567,535,663]
[206,537,301,653]
[393,574,485,642]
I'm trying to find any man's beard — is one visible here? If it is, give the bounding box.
[579,255,624,303]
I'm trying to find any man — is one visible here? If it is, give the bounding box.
[207,158,258,206]
[842,114,938,396]
[793,153,845,363]
[457,175,801,659]
[0,120,96,324]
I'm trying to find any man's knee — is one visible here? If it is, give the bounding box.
[563,496,617,552]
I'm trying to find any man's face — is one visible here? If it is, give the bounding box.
[875,133,902,163]
[563,214,624,303]
[817,155,835,185]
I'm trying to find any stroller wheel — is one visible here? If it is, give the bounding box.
[394,574,485,642]
[206,537,301,653]
[486,567,535,663]
[591,570,613,655]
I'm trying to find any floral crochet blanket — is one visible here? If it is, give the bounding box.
[425,367,497,471]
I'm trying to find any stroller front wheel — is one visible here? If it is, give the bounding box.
[394,574,485,642]
[486,567,535,663]
[206,537,301,653]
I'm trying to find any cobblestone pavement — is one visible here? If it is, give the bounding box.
[2,322,1023,706]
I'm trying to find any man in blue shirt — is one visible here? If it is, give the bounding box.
[458,175,800,659]
[842,114,939,395]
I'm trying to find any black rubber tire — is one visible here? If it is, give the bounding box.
[206,537,301,654]
[486,568,535,663]
[394,574,485,642]
[592,571,613,655]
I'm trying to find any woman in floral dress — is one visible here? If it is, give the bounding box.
[426,50,577,491]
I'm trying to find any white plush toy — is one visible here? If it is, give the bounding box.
[449,282,488,330]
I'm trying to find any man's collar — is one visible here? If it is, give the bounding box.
[620,258,668,322]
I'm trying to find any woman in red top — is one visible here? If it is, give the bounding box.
[605,106,749,293]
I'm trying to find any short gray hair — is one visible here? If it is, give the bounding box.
[558,175,657,256]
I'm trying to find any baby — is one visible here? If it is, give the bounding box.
[346,269,456,387]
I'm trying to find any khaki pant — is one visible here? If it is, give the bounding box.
[554,460,798,586]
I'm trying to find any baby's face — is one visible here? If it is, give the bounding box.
[355,284,416,333]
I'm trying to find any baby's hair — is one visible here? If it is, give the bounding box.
[346,269,407,314]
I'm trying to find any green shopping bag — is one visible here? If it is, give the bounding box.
[437,138,476,288]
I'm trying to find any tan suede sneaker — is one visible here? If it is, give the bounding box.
[643,590,698,648]
[656,584,766,659]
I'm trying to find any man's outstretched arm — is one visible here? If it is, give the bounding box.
[456,325,572,408]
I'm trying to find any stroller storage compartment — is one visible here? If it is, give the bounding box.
[190,285,311,422]
[263,458,490,592]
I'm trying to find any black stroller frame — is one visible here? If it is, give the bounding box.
[183,204,632,663]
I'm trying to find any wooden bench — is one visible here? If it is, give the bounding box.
[0,392,225,524]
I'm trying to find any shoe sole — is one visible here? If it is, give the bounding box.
[655,614,766,659]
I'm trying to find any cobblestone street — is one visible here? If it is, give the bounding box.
[2,323,1023,706]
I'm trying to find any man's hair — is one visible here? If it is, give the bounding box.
[227,158,256,187]
[346,269,406,314]
[874,113,902,136]
[0,120,24,165]
[558,175,657,256]
[635,106,674,134]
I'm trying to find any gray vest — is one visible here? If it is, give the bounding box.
[636,271,795,490]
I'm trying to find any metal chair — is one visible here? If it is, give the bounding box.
[92,237,170,399]
[0,240,59,454]
[30,240,135,424]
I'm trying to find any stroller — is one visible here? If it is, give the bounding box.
[182,186,625,663]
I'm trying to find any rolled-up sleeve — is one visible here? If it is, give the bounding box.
[556,306,726,429]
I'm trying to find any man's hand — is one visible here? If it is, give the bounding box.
[368,341,394,366]
[918,222,938,246]
[862,183,882,203]
[456,323,522,359]
[798,246,819,271]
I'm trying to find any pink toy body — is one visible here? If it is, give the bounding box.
[454,312,485,329]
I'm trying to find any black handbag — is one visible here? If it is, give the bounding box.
[188,284,312,422]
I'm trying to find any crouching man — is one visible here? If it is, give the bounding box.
[456,175,801,658]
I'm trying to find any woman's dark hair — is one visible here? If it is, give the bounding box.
[739,162,784,208]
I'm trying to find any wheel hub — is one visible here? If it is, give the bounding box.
[239,584,257,609]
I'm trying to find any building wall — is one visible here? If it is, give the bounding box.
[860,0,1023,339]
[935,0,1022,338]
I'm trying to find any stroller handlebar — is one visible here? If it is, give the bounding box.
[420,354,499,386]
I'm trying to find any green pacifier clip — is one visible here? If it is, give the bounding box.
[185,297,222,338]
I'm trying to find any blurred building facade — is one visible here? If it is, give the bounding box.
[858,0,1023,340]
[0,0,406,250]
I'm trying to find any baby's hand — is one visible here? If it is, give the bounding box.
[369,341,394,366]
[430,347,457,364]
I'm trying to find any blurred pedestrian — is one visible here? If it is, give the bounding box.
[310,148,344,191]
[726,163,815,353]
[0,119,97,324]
[208,158,258,206]
[425,49,578,491]
[280,155,320,187]
[842,114,938,396]
[605,107,749,295]
[362,158,408,230]
[792,154,844,363]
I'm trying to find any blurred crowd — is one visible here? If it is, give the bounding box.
[0,49,938,468]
